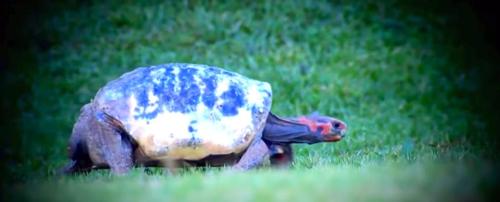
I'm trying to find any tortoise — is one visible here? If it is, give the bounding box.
[61,63,347,174]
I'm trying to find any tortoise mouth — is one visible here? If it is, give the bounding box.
[324,135,342,142]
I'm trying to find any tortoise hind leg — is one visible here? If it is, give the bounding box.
[91,110,135,174]
[60,103,135,175]
[59,104,94,175]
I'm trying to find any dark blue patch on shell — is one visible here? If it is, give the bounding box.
[187,120,200,147]
[188,120,197,133]
[201,75,218,108]
[131,66,203,119]
[220,83,246,116]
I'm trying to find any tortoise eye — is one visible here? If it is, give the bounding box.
[333,122,340,129]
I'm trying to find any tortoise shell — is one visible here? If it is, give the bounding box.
[92,63,272,160]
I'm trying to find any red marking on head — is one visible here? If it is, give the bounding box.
[298,117,333,135]
[317,122,332,135]
[298,117,317,132]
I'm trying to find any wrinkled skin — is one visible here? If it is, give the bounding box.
[61,102,347,175]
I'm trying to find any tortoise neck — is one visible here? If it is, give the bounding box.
[262,113,321,144]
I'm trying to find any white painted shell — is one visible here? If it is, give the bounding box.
[93,63,272,160]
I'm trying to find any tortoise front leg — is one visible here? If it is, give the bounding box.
[269,143,293,168]
[233,138,268,170]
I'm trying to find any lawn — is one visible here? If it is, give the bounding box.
[2,0,499,201]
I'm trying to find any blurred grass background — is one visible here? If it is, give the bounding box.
[1,0,499,201]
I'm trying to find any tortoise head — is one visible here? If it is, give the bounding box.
[297,113,347,142]
[262,112,347,144]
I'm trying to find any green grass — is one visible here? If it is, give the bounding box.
[2,0,499,201]
[10,162,495,202]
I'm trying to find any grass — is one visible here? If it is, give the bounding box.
[2,0,499,201]
[10,162,495,202]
